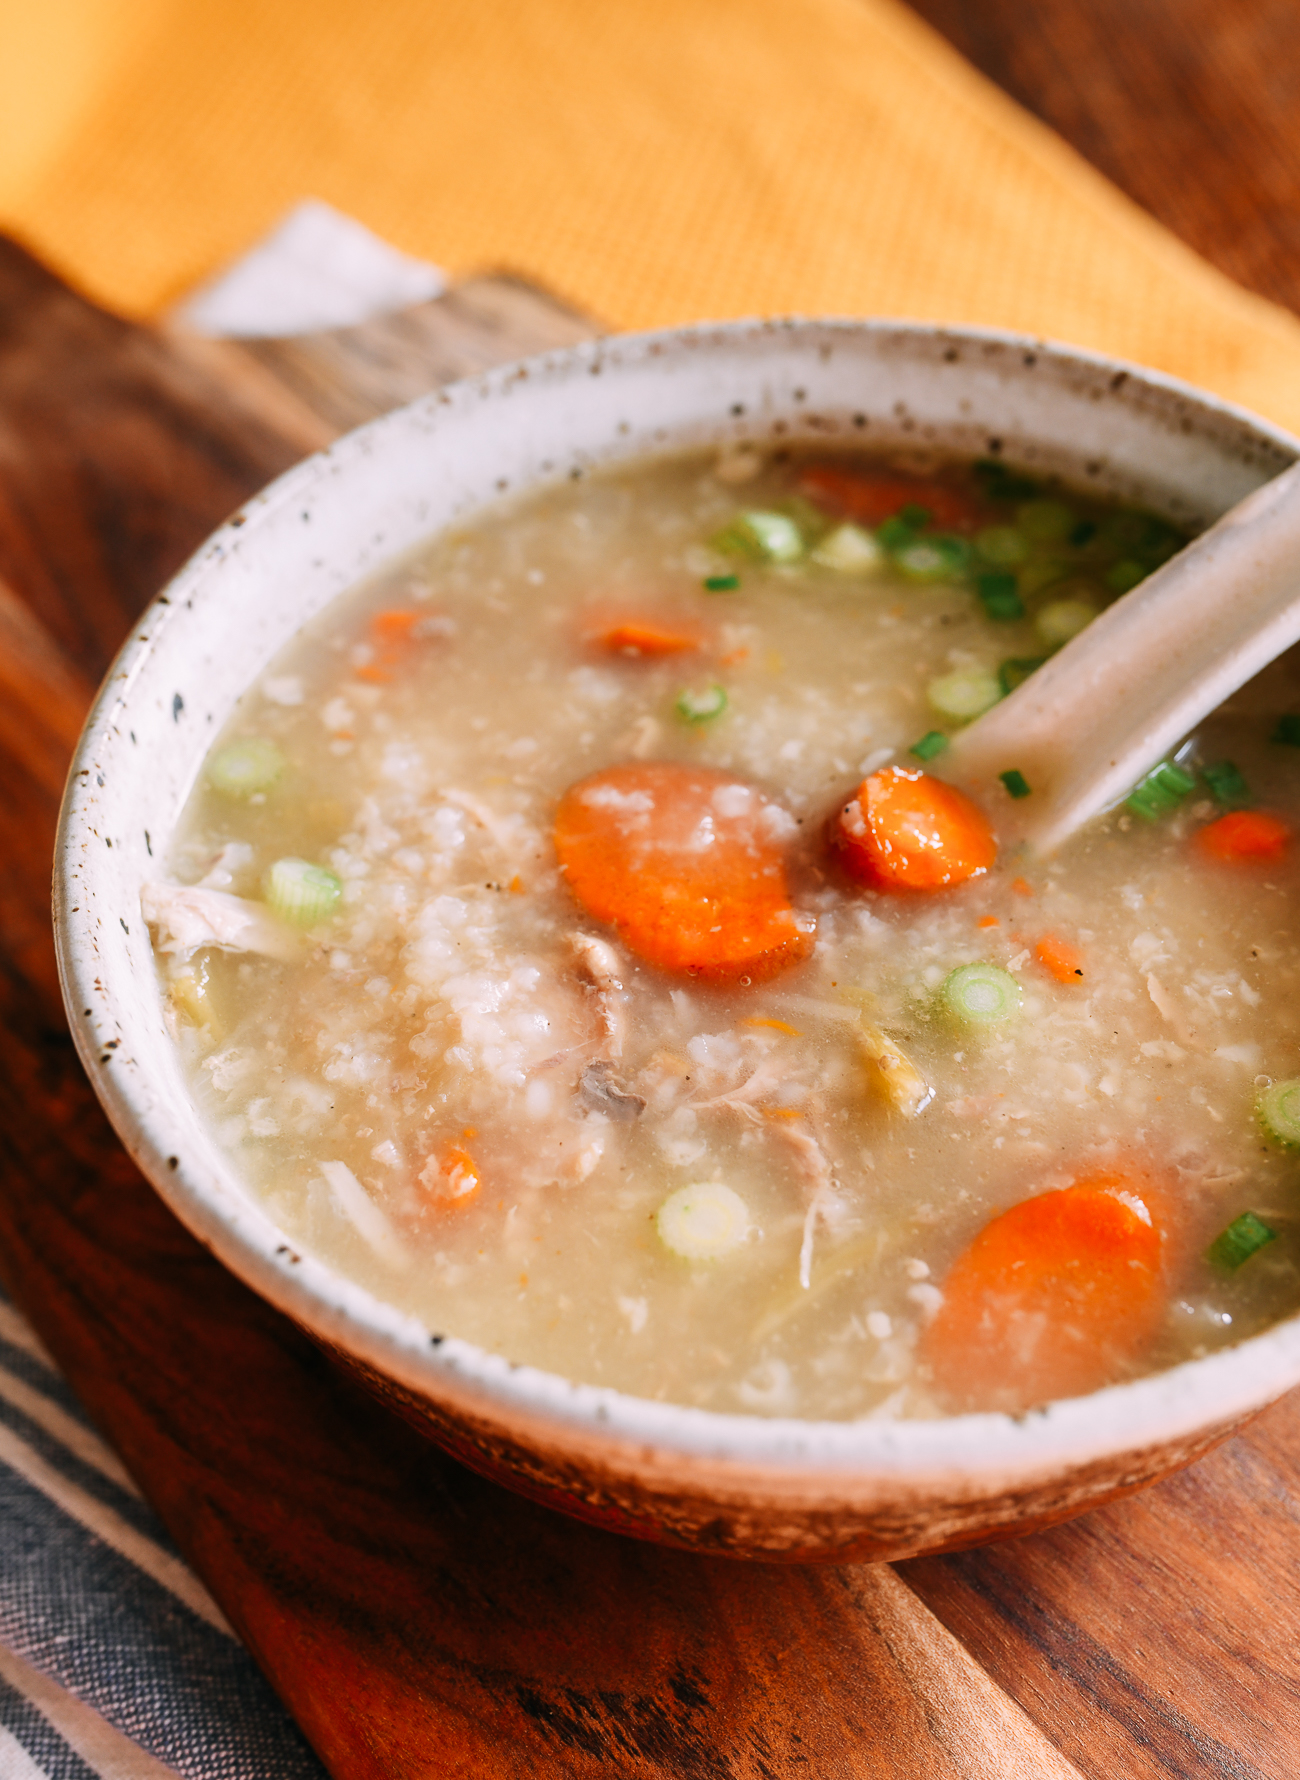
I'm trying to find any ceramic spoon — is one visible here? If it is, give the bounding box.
[946,457,1300,854]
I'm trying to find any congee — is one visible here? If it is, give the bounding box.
[143,447,1300,1419]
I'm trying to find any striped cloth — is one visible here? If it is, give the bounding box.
[0,1282,325,1780]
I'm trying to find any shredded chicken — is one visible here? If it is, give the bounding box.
[140,883,299,962]
[567,930,628,1057]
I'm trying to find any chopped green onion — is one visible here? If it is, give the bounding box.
[264,857,343,928]
[1258,1078,1300,1147]
[1069,519,1097,547]
[676,684,728,723]
[1000,769,1032,799]
[899,503,932,529]
[1125,759,1196,822]
[1202,760,1251,808]
[1097,510,1181,559]
[207,737,284,798]
[1105,558,1147,594]
[1035,597,1098,649]
[909,730,949,761]
[1272,714,1300,747]
[998,656,1046,695]
[876,514,917,552]
[656,1182,751,1260]
[712,510,804,563]
[940,962,1022,1028]
[703,572,740,592]
[974,525,1030,567]
[927,667,1002,723]
[810,523,883,574]
[1016,499,1076,543]
[976,572,1024,621]
[1207,1211,1276,1272]
[895,535,972,582]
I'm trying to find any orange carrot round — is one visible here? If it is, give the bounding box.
[797,464,986,531]
[831,765,995,892]
[921,1173,1164,1413]
[1194,810,1289,863]
[554,762,813,983]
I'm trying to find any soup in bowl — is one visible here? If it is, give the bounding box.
[55,320,1300,1560]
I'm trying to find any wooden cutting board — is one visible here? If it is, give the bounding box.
[2,231,1299,1779]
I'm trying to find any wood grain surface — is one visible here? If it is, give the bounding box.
[909,0,1300,318]
[4,14,1300,1753]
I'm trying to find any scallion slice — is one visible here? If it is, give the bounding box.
[1272,714,1300,747]
[940,962,1022,1028]
[895,535,971,582]
[899,503,932,529]
[1207,1211,1276,1272]
[999,769,1032,799]
[207,737,284,798]
[1125,759,1196,822]
[1259,1078,1300,1147]
[909,730,949,761]
[976,571,1024,621]
[656,1182,751,1261]
[676,684,728,723]
[927,667,1001,722]
[1202,759,1250,808]
[974,524,1029,567]
[264,857,343,928]
[876,515,917,552]
[998,656,1046,695]
[809,523,883,574]
[703,573,739,592]
[1035,597,1098,649]
[712,510,804,563]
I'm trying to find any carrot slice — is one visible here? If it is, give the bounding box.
[1035,932,1085,983]
[594,620,702,657]
[797,464,986,531]
[554,762,814,983]
[1194,810,1289,862]
[921,1173,1164,1413]
[831,765,995,892]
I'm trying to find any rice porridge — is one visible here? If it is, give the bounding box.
[143,448,1300,1419]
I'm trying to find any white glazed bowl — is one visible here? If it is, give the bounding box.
[55,320,1300,1562]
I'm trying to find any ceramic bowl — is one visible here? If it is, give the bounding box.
[55,319,1300,1562]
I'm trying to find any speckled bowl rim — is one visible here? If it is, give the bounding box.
[53,316,1300,1503]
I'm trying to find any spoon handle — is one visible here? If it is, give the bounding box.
[946,458,1300,854]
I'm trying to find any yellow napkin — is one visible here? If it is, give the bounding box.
[5,0,1300,433]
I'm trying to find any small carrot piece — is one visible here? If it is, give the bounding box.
[554,762,814,983]
[797,465,986,531]
[978,915,1000,929]
[1194,810,1289,862]
[1011,876,1034,897]
[921,1173,1164,1413]
[1035,932,1085,983]
[595,620,702,657]
[423,1144,481,1207]
[831,765,996,893]
[356,608,450,682]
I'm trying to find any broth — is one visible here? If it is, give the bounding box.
[145,447,1300,1419]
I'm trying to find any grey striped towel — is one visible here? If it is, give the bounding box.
[0,1282,326,1779]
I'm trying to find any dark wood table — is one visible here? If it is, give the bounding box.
[2,5,1299,1775]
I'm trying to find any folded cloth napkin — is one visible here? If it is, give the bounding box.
[4,0,1300,429]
